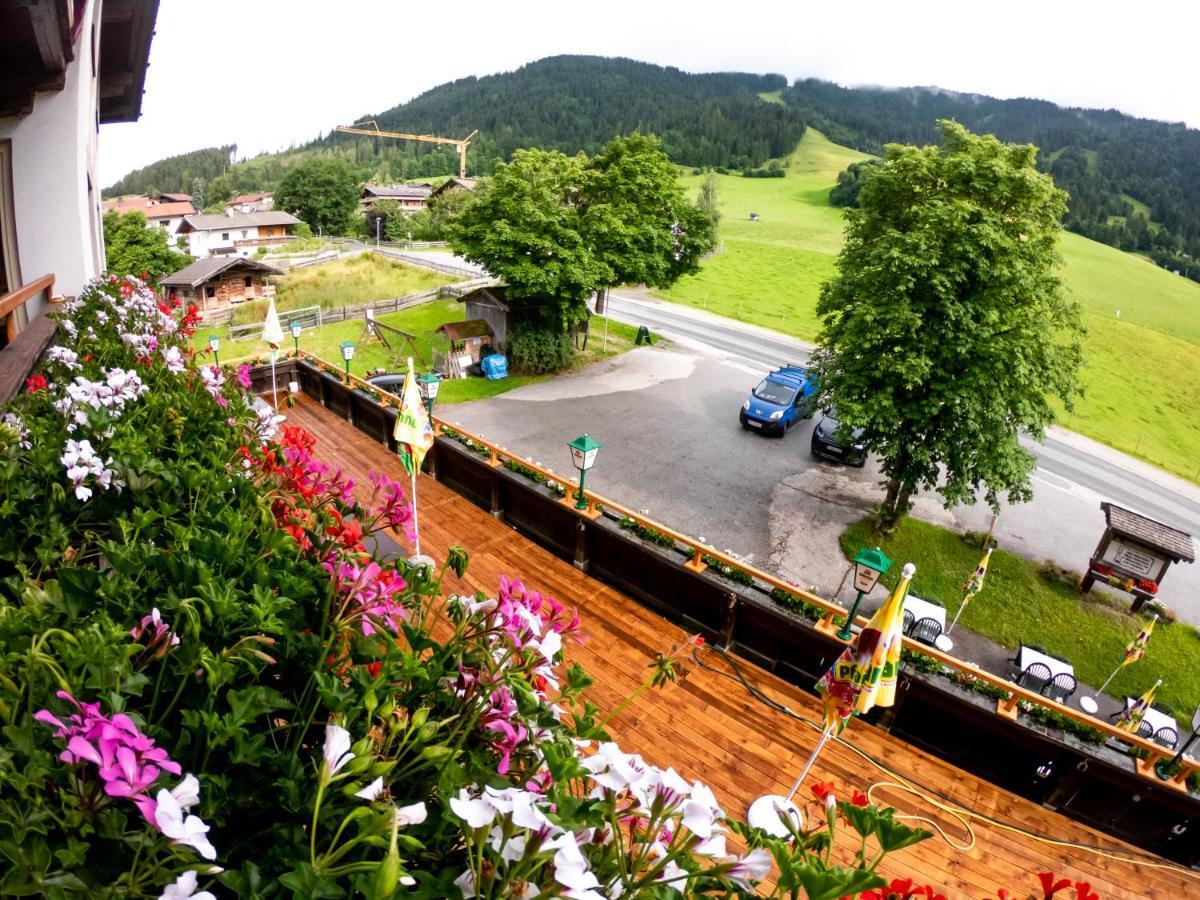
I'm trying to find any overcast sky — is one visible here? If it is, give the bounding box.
[98,0,1200,186]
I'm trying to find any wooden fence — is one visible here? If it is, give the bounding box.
[250,354,1200,866]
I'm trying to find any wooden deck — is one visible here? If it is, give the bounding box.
[287,396,1197,899]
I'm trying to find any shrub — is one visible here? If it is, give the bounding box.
[505,319,573,374]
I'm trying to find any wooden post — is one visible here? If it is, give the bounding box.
[684,545,707,572]
[490,470,503,520]
[815,609,841,637]
[573,520,589,572]
[487,448,502,468]
[996,693,1020,720]
[719,592,737,650]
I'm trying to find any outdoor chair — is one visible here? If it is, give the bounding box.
[909,617,942,646]
[1017,662,1052,694]
[902,609,915,635]
[1041,672,1077,704]
[1136,720,1155,740]
[1154,727,1179,750]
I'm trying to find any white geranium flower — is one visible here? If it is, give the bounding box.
[450,788,498,829]
[394,801,427,826]
[154,789,217,860]
[724,848,772,889]
[159,870,215,900]
[321,724,353,778]
[354,777,384,801]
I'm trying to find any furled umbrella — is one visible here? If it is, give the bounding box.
[392,357,435,567]
[260,297,285,408]
[747,562,915,837]
[1096,614,1157,698]
[946,547,992,635]
[1116,678,1162,735]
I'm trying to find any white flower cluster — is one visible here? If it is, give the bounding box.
[60,438,122,501]
[199,365,225,404]
[252,401,285,442]
[44,345,81,371]
[53,368,146,433]
[161,346,186,374]
[2,412,31,450]
[153,773,217,861]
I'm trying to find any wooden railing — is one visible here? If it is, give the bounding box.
[295,351,1199,790]
[0,274,58,403]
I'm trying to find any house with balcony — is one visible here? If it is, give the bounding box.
[102,192,197,240]
[0,0,158,398]
[226,191,273,213]
[177,209,301,258]
[159,256,280,312]
[359,182,432,212]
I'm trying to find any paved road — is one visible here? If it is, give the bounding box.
[443,293,1200,625]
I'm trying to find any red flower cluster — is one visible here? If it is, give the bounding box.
[25,373,48,393]
[1091,562,1114,578]
[1136,578,1158,595]
[861,879,946,900]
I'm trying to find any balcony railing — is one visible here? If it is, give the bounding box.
[0,273,57,403]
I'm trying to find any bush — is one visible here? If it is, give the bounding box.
[505,319,573,374]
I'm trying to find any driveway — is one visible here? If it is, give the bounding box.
[443,339,1200,627]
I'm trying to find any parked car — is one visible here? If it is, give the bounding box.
[366,372,406,394]
[810,410,867,466]
[739,364,818,436]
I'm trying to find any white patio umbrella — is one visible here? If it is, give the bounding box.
[261,298,285,408]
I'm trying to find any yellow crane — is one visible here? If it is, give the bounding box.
[334,120,479,179]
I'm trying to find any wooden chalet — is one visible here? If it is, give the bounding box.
[429,177,477,200]
[434,319,494,378]
[159,257,280,311]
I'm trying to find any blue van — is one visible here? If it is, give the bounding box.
[739,364,818,436]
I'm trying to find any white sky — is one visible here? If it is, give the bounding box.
[98,0,1200,186]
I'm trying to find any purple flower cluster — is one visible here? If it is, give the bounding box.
[366,471,417,542]
[324,558,408,636]
[35,690,181,822]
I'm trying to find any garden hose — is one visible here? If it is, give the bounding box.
[689,644,1200,878]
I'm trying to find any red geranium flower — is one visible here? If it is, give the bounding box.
[25,373,48,393]
[1074,883,1099,900]
[849,788,870,807]
[811,781,837,807]
[1038,873,1072,898]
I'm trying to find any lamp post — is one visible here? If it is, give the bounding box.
[837,547,892,640]
[567,434,601,511]
[1156,703,1200,781]
[290,320,302,356]
[208,334,220,367]
[417,371,442,416]
[339,340,355,380]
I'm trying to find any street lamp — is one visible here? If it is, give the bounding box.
[837,546,893,640]
[208,334,220,367]
[339,340,355,379]
[567,434,601,511]
[290,320,302,356]
[417,371,442,416]
[1156,703,1200,781]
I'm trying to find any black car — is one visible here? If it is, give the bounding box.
[810,411,867,467]
[366,372,406,394]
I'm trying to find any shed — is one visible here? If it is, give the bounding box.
[159,257,281,311]
[1082,502,1195,611]
[435,319,495,378]
[455,285,511,346]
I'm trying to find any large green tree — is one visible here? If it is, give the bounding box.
[102,211,192,281]
[810,121,1084,528]
[275,158,360,236]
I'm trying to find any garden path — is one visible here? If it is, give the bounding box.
[286,396,1196,899]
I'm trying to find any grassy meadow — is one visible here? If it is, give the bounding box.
[842,516,1200,718]
[659,130,1200,482]
[231,253,455,325]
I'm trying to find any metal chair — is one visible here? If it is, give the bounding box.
[902,609,915,635]
[910,617,942,646]
[1041,672,1077,704]
[1017,662,1052,694]
[1154,727,1179,750]
[1136,720,1155,740]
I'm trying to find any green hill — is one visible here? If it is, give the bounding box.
[659,130,1200,483]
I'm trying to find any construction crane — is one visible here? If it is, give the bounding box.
[334,120,479,179]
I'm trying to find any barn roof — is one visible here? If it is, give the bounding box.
[1101,502,1195,562]
[160,257,281,288]
[436,319,494,341]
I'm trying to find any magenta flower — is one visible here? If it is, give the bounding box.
[131,607,180,659]
[367,471,417,542]
[236,363,252,389]
[324,558,407,636]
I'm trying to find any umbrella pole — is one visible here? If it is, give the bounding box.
[784,726,835,802]
[410,464,421,559]
[1097,662,1122,696]
[270,351,278,409]
[947,597,967,635]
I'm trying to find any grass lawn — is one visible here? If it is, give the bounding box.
[230,254,456,325]
[656,129,1200,482]
[194,300,643,405]
[841,515,1200,717]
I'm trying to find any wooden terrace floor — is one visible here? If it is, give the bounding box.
[287,396,1196,899]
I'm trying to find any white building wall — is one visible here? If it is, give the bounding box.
[0,0,103,314]
[185,224,261,258]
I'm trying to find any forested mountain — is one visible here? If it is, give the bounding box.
[785,79,1200,260]
[104,56,1200,266]
[335,56,806,174]
[103,146,236,200]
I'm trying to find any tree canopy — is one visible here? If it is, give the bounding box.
[102,211,192,282]
[274,158,360,236]
[810,121,1084,528]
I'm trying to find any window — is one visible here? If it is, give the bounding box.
[205,286,216,298]
[221,232,229,241]
[241,230,248,238]
[244,276,252,288]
